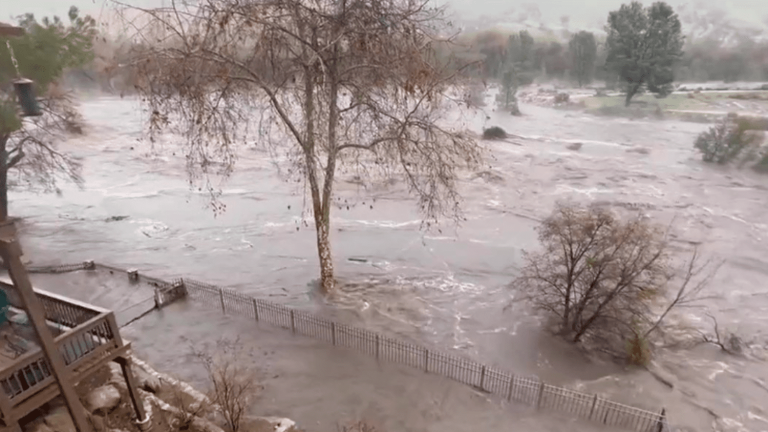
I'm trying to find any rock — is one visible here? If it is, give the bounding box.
[104,215,129,222]
[43,406,76,432]
[249,416,297,432]
[106,363,128,391]
[566,142,583,151]
[132,364,162,393]
[26,421,55,432]
[85,385,122,415]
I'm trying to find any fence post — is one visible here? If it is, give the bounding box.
[479,365,486,391]
[290,310,296,335]
[588,394,598,421]
[252,298,259,322]
[153,287,161,309]
[219,288,225,314]
[331,322,336,346]
[375,334,380,360]
[536,381,545,409]
[127,268,139,283]
[506,375,514,401]
[423,348,429,373]
[655,408,666,432]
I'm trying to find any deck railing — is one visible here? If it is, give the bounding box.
[0,277,105,328]
[0,312,119,404]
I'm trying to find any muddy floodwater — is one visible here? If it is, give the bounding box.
[12,94,768,432]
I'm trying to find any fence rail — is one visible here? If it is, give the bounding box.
[27,261,672,432]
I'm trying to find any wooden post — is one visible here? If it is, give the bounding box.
[479,365,487,391]
[655,408,667,432]
[0,221,93,432]
[375,334,380,360]
[290,310,296,334]
[252,298,259,321]
[219,288,225,314]
[506,375,514,401]
[153,287,161,309]
[127,269,139,282]
[331,322,336,346]
[115,357,150,431]
[423,348,429,373]
[0,388,16,428]
[536,381,546,409]
[587,394,599,420]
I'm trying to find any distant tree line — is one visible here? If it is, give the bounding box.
[458,1,768,92]
[676,37,768,83]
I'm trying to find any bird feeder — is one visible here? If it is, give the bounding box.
[13,78,42,117]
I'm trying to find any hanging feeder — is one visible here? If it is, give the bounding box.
[13,78,42,117]
[5,35,42,117]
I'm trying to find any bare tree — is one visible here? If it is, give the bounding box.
[168,382,211,431]
[121,0,483,293]
[191,338,259,432]
[1,94,84,206]
[515,203,718,360]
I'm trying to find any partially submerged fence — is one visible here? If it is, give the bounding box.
[27,261,671,432]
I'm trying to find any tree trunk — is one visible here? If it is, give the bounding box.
[624,84,640,107]
[0,134,8,221]
[314,218,334,293]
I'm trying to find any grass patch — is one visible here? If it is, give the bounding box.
[581,93,714,112]
[580,91,768,122]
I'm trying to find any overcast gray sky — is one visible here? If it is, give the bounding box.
[2,0,767,29]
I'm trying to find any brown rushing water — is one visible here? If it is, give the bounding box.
[13,93,768,432]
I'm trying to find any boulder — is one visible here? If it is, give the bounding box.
[85,385,122,415]
[26,421,55,432]
[106,362,128,391]
[43,406,76,432]
[132,364,162,393]
[248,416,298,432]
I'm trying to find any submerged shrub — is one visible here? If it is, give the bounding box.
[482,126,507,140]
[754,153,768,173]
[694,118,764,164]
[625,333,652,366]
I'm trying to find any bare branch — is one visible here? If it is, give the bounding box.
[643,248,722,338]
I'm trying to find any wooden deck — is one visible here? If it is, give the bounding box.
[0,279,131,426]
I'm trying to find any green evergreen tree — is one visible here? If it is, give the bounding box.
[604,1,684,106]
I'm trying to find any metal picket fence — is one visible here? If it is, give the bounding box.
[26,261,672,432]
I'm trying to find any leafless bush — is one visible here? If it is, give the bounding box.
[338,421,377,432]
[515,203,719,363]
[168,383,210,431]
[191,338,259,432]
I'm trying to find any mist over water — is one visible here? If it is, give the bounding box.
[11,93,768,432]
